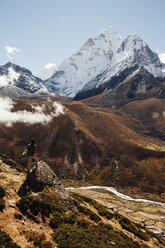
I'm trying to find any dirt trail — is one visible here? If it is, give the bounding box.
[0,159,55,248]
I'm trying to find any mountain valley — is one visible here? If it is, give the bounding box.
[0,98,165,195]
[0,26,165,247]
[0,155,165,248]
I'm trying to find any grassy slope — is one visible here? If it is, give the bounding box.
[17,191,165,248]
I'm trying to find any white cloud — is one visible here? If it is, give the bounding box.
[36,62,57,80]
[158,52,165,64]
[44,62,56,69]
[4,46,20,60]
[0,97,65,127]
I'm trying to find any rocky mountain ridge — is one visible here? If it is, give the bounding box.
[0,27,165,104]
[80,68,165,107]
[45,27,165,98]
[0,62,49,97]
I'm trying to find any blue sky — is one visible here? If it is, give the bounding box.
[0,0,165,74]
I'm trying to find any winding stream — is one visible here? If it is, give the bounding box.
[66,185,165,207]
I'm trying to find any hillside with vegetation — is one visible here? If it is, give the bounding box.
[0,155,164,247]
[0,98,165,195]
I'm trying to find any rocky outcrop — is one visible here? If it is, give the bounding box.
[18,161,76,212]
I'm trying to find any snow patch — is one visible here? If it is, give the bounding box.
[159,52,165,64]
[53,102,65,117]
[144,64,164,78]
[0,67,20,87]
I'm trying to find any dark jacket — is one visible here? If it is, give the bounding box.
[27,144,37,156]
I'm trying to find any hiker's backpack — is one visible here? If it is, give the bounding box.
[22,148,28,157]
[27,144,36,156]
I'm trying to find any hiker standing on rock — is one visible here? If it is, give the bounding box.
[27,139,38,173]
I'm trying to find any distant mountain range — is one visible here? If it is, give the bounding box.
[0,27,165,103]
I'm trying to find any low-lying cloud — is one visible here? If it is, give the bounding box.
[0,97,65,127]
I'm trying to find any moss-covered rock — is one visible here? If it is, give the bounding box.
[18,161,76,212]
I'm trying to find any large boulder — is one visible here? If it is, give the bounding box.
[18,161,75,212]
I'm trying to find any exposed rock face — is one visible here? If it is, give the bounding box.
[81,68,165,108]
[18,161,76,212]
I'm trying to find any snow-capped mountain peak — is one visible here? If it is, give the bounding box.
[44,27,165,97]
[117,34,146,53]
[0,62,49,97]
[44,27,123,96]
[84,26,123,51]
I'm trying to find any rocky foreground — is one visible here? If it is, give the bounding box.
[0,157,165,248]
